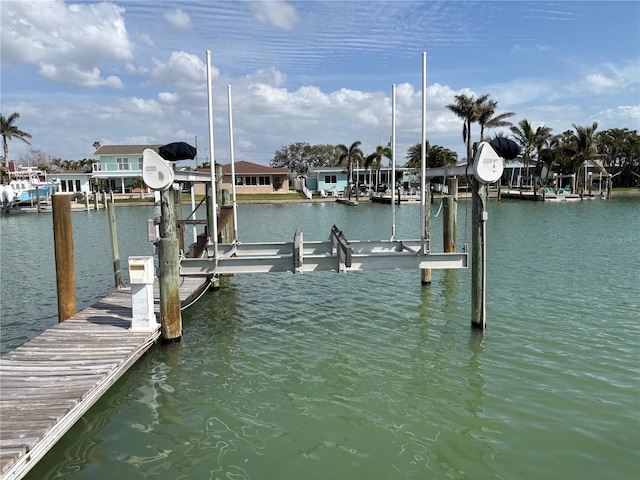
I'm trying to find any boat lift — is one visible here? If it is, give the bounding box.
[142,51,507,337]
[178,225,468,276]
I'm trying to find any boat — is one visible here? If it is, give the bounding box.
[1,167,59,211]
[335,197,359,206]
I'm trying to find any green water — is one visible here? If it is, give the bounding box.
[2,198,638,479]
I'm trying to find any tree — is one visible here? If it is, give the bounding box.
[475,96,515,142]
[597,128,640,187]
[561,122,602,188]
[364,145,392,187]
[93,141,101,151]
[271,142,339,174]
[335,141,364,200]
[1,112,32,167]
[335,141,364,168]
[405,142,458,169]
[18,148,55,168]
[61,159,80,171]
[509,119,553,177]
[446,94,479,162]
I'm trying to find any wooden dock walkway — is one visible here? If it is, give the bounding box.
[0,276,209,480]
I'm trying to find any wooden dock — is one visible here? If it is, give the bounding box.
[0,276,209,480]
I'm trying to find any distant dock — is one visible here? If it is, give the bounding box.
[0,277,208,480]
[499,188,606,202]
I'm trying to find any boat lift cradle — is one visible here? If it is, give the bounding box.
[178,225,468,277]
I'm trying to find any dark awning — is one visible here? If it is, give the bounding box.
[158,142,197,161]
[490,138,520,160]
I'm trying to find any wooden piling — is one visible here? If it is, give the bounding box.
[443,177,457,253]
[93,190,99,210]
[52,194,76,322]
[159,189,182,342]
[471,178,486,329]
[36,186,41,213]
[107,200,124,289]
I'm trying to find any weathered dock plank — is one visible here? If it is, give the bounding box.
[0,276,209,480]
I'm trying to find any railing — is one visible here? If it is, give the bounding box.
[301,182,313,200]
[92,164,142,173]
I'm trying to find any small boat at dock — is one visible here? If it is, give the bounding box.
[1,167,59,212]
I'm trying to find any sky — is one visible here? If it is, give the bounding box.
[1,0,639,168]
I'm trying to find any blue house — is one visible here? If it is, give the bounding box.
[306,165,417,194]
[306,167,349,194]
[93,144,162,193]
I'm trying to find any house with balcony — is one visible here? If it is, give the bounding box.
[93,144,162,193]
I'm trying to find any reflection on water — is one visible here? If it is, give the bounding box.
[9,198,640,479]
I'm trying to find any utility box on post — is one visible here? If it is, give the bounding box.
[128,256,158,332]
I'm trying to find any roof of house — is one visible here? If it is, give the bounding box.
[220,161,288,175]
[95,145,163,156]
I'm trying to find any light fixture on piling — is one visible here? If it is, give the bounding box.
[142,149,174,191]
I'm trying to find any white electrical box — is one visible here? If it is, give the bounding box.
[128,256,155,285]
[142,148,174,191]
[473,142,504,184]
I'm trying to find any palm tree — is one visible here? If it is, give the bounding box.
[509,119,553,178]
[364,145,391,188]
[406,142,459,168]
[1,112,32,168]
[446,94,481,162]
[563,122,601,189]
[335,141,364,200]
[475,97,515,142]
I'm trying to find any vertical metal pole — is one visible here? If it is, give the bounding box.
[228,85,239,242]
[159,188,182,342]
[420,52,427,251]
[52,194,76,322]
[190,184,197,243]
[420,52,432,284]
[107,200,124,289]
[390,84,397,241]
[206,50,219,257]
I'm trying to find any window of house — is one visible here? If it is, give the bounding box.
[137,156,143,170]
[324,175,337,184]
[75,180,81,191]
[258,176,270,185]
[235,177,244,185]
[246,176,257,185]
[117,157,130,170]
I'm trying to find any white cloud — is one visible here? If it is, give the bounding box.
[590,105,640,125]
[158,92,180,104]
[163,8,192,29]
[580,74,619,95]
[247,0,298,30]
[151,51,212,101]
[38,64,124,89]
[572,61,639,95]
[0,0,132,88]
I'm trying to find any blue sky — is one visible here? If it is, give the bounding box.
[1,0,639,167]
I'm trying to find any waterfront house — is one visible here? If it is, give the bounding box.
[53,171,92,194]
[305,165,419,194]
[221,161,289,194]
[305,167,349,194]
[194,161,290,196]
[93,144,162,193]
